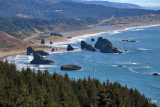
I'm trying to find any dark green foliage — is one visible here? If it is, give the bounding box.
[0,17,98,39]
[0,60,158,107]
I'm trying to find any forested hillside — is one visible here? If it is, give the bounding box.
[0,17,98,39]
[0,0,159,19]
[0,60,157,107]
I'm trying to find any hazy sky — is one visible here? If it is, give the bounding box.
[85,0,160,6]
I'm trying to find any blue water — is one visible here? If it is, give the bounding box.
[6,25,160,106]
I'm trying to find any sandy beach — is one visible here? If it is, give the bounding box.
[1,20,160,59]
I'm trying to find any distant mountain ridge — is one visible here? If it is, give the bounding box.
[0,0,159,20]
[73,0,142,9]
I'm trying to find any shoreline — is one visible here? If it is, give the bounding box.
[1,22,160,60]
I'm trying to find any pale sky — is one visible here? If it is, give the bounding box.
[85,0,160,6]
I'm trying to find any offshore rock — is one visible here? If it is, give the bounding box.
[61,64,82,70]
[81,41,96,51]
[91,38,95,41]
[152,73,160,76]
[41,39,45,44]
[67,44,74,51]
[26,47,34,55]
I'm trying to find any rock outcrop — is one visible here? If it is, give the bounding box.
[95,37,122,54]
[30,53,54,64]
[41,39,45,44]
[51,48,55,51]
[26,47,34,55]
[91,38,95,41]
[67,37,72,39]
[152,73,160,76]
[34,50,50,56]
[50,32,63,37]
[122,40,137,42]
[61,64,82,70]
[67,44,74,51]
[81,41,96,51]
[100,46,122,53]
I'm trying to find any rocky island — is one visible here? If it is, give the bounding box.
[61,64,82,70]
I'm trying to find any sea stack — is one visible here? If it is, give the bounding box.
[95,37,122,54]
[91,38,95,42]
[51,48,55,51]
[81,41,97,51]
[67,44,74,51]
[41,39,45,44]
[30,52,54,64]
[26,47,34,55]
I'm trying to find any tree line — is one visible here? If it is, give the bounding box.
[0,60,157,107]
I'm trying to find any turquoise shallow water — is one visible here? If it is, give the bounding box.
[6,25,160,106]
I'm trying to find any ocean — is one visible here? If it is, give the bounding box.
[5,25,160,106]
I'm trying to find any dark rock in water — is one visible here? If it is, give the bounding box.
[95,37,112,49]
[81,41,96,51]
[61,64,82,70]
[34,50,50,56]
[50,32,63,37]
[125,50,128,52]
[117,65,123,67]
[122,40,136,42]
[41,39,45,44]
[129,40,136,42]
[30,53,54,64]
[50,41,53,44]
[91,38,95,41]
[95,37,122,54]
[26,47,34,55]
[67,44,74,51]
[152,73,160,76]
[67,37,72,39]
[100,46,122,54]
[51,48,55,51]
[122,40,129,42]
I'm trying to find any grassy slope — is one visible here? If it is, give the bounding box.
[0,31,28,51]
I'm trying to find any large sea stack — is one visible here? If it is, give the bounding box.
[30,52,54,64]
[67,44,74,51]
[61,64,82,70]
[95,37,122,54]
[81,41,97,51]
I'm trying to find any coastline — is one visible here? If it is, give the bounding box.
[1,22,160,60]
